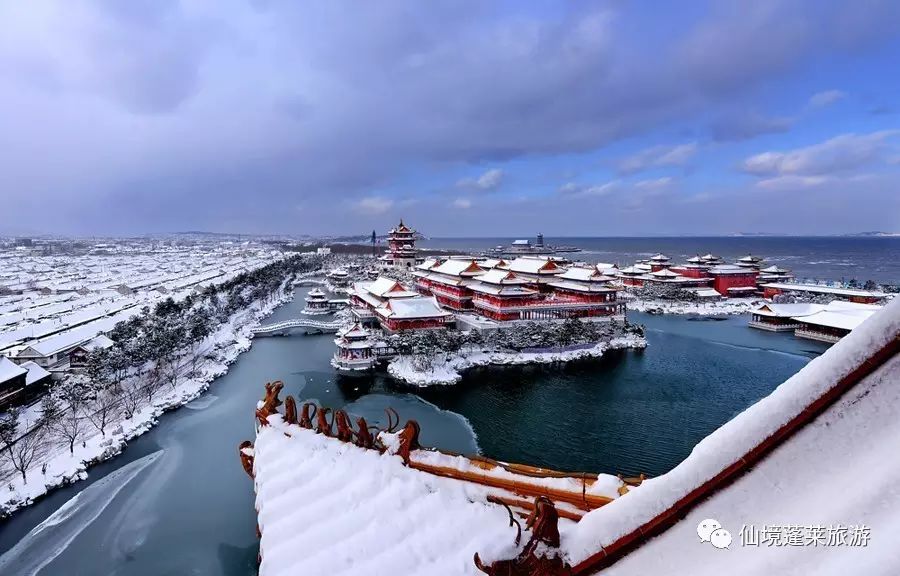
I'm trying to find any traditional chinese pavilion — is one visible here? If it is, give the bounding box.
[379,219,423,270]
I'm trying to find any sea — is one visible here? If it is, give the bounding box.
[420,236,900,285]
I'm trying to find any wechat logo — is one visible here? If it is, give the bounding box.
[698,518,732,549]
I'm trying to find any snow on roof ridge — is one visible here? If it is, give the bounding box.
[565,297,900,567]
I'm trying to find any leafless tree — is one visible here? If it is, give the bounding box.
[85,387,119,438]
[51,404,88,455]
[144,364,166,404]
[121,381,143,420]
[0,411,47,485]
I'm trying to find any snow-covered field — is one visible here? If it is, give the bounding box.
[0,285,294,518]
[626,297,763,316]
[387,335,647,386]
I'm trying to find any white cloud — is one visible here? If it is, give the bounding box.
[618,142,697,173]
[352,195,394,215]
[457,168,504,191]
[756,175,831,190]
[808,89,846,108]
[634,176,673,191]
[453,197,472,209]
[557,180,621,197]
[741,131,899,177]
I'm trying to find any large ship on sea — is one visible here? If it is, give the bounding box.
[488,233,582,256]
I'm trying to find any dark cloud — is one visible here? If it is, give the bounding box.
[710,112,793,142]
[0,0,898,234]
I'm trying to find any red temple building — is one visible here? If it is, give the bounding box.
[373,297,454,333]
[413,258,485,311]
[707,264,759,296]
[350,276,454,332]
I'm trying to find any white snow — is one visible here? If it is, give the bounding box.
[626,297,762,315]
[387,336,647,386]
[562,297,900,570]
[254,417,526,576]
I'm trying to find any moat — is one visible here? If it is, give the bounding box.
[0,287,828,575]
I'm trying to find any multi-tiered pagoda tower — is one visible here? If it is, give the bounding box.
[379,219,423,270]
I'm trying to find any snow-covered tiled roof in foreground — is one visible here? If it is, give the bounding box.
[563,297,900,573]
[253,423,521,576]
[599,352,900,576]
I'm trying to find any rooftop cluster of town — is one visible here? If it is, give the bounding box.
[0,237,288,411]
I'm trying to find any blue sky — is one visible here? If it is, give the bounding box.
[1,0,899,237]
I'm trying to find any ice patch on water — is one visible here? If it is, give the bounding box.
[184,395,219,410]
[0,451,162,576]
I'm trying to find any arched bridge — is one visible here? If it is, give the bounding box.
[251,318,344,336]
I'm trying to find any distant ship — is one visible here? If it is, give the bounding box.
[488,233,582,256]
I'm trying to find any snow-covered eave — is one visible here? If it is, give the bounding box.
[565,298,899,572]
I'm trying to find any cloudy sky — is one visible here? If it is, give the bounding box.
[2,0,900,237]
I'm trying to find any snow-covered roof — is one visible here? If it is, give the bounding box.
[595,263,618,271]
[686,288,723,298]
[20,360,50,386]
[563,298,900,570]
[753,303,826,318]
[708,264,756,275]
[480,258,508,270]
[555,267,608,282]
[365,277,417,299]
[415,258,441,271]
[686,255,703,263]
[252,420,525,576]
[376,297,452,320]
[793,309,876,331]
[82,334,115,351]
[431,259,485,277]
[476,269,530,285]
[547,280,616,293]
[759,265,788,273]
[649,253,670,261]
[761,283,887,298]
[338,323,369,339]
[0,356,27,383]
[618,266,644,275]
[507,257,560,275]
[470,284,537,297]
[648,268,682,278]
[738,254,762,262]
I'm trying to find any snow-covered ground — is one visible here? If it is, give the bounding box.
[0,284,294,518]
[626,297,763,316]
[387,335,647,386]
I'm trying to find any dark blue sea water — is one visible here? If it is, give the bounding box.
[421,237,900,285]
